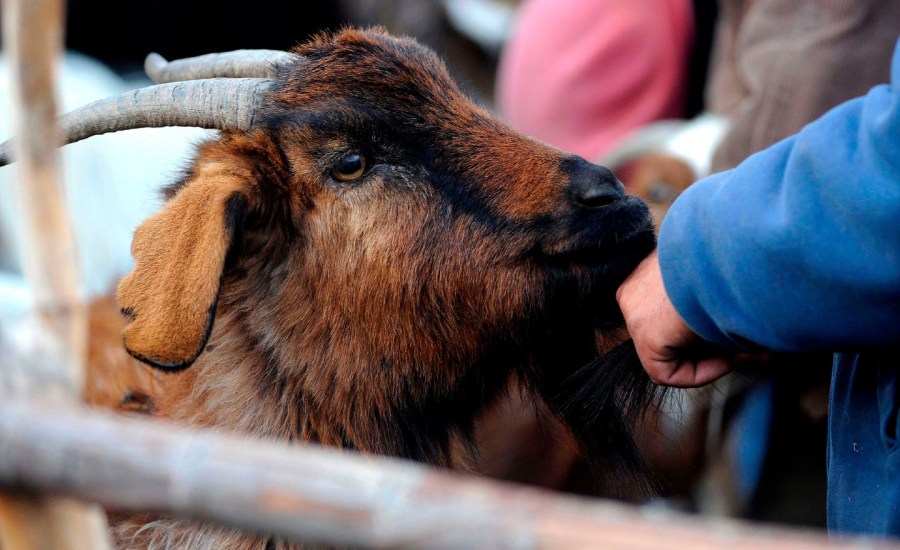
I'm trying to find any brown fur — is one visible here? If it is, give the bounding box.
[624,153,696,227]
[99,28,656,549]
[85,296,161,413]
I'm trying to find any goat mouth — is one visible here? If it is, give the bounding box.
[535,211,657,292]
[539,226,656,268]
[531,196,657,284]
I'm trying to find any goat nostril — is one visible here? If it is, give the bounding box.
[563,156,625,209]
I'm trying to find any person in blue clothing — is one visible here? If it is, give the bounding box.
[616,37,900,536]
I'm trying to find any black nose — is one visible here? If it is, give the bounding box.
[563,156,625,208]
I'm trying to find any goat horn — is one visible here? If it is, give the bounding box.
[145,50,296,83]
[0,78,271,167]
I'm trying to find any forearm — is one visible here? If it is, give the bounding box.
[659,70,900,352]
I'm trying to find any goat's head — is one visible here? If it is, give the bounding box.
[0,28,657,464]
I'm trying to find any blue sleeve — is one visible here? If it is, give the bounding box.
[658,38,900,352]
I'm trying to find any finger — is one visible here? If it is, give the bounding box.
[658,356,732,388]
[692,356,732,386]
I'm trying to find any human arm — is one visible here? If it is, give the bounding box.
[617,250,732,387]
[618,39,900,385]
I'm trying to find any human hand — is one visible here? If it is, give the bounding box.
[616,250,732,387]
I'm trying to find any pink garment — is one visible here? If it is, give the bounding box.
[496,0,694,160]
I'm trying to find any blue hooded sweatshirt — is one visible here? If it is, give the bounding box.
[658,38,900,535]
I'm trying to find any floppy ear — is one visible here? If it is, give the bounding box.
[117,168,248,370]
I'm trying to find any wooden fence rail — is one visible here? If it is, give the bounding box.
[1,399,893,550]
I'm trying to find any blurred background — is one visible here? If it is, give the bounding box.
[2,0,898,536]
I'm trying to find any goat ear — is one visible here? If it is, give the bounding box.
[117,172,248,371]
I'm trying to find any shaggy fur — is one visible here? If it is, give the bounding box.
[103,28,658,549]
[85,296,162,412]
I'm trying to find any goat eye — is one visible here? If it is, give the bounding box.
[330,152,367,182]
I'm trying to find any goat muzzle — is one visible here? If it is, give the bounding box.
[563,156,626,209]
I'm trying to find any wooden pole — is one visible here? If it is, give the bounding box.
[1,401,891,550]
[2,0,85,372]
[0,0,111,548]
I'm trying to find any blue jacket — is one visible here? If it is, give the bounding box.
[658,38,900,535]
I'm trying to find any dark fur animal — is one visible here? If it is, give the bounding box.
[4,28,659,549]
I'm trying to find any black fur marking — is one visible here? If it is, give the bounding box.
[120,391,157,414]
[387,337,526,465]
[518,225,660,494]
[552,340,671,496]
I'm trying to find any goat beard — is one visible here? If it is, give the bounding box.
[547,338,669,498]
[522,229,667,497]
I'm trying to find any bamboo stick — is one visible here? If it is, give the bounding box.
[0,0,111,548]
[1,400,890,550]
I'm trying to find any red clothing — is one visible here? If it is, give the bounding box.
[496,0,694,160]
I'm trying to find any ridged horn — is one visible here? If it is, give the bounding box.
[0,78,271,167]
[145,50,296,83]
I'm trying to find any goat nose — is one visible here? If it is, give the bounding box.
[564,157,625,208]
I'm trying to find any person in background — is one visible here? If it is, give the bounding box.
[706,0,900,172]
[686,1,900,525]
[617,36,900,537]
[495,0,697,161]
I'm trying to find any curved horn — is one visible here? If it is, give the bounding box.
[0,78,271,167]
[145,50,296,83]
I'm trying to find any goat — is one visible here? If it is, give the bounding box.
[0,28,659,549]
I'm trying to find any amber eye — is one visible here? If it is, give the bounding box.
[330,152,367,182]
